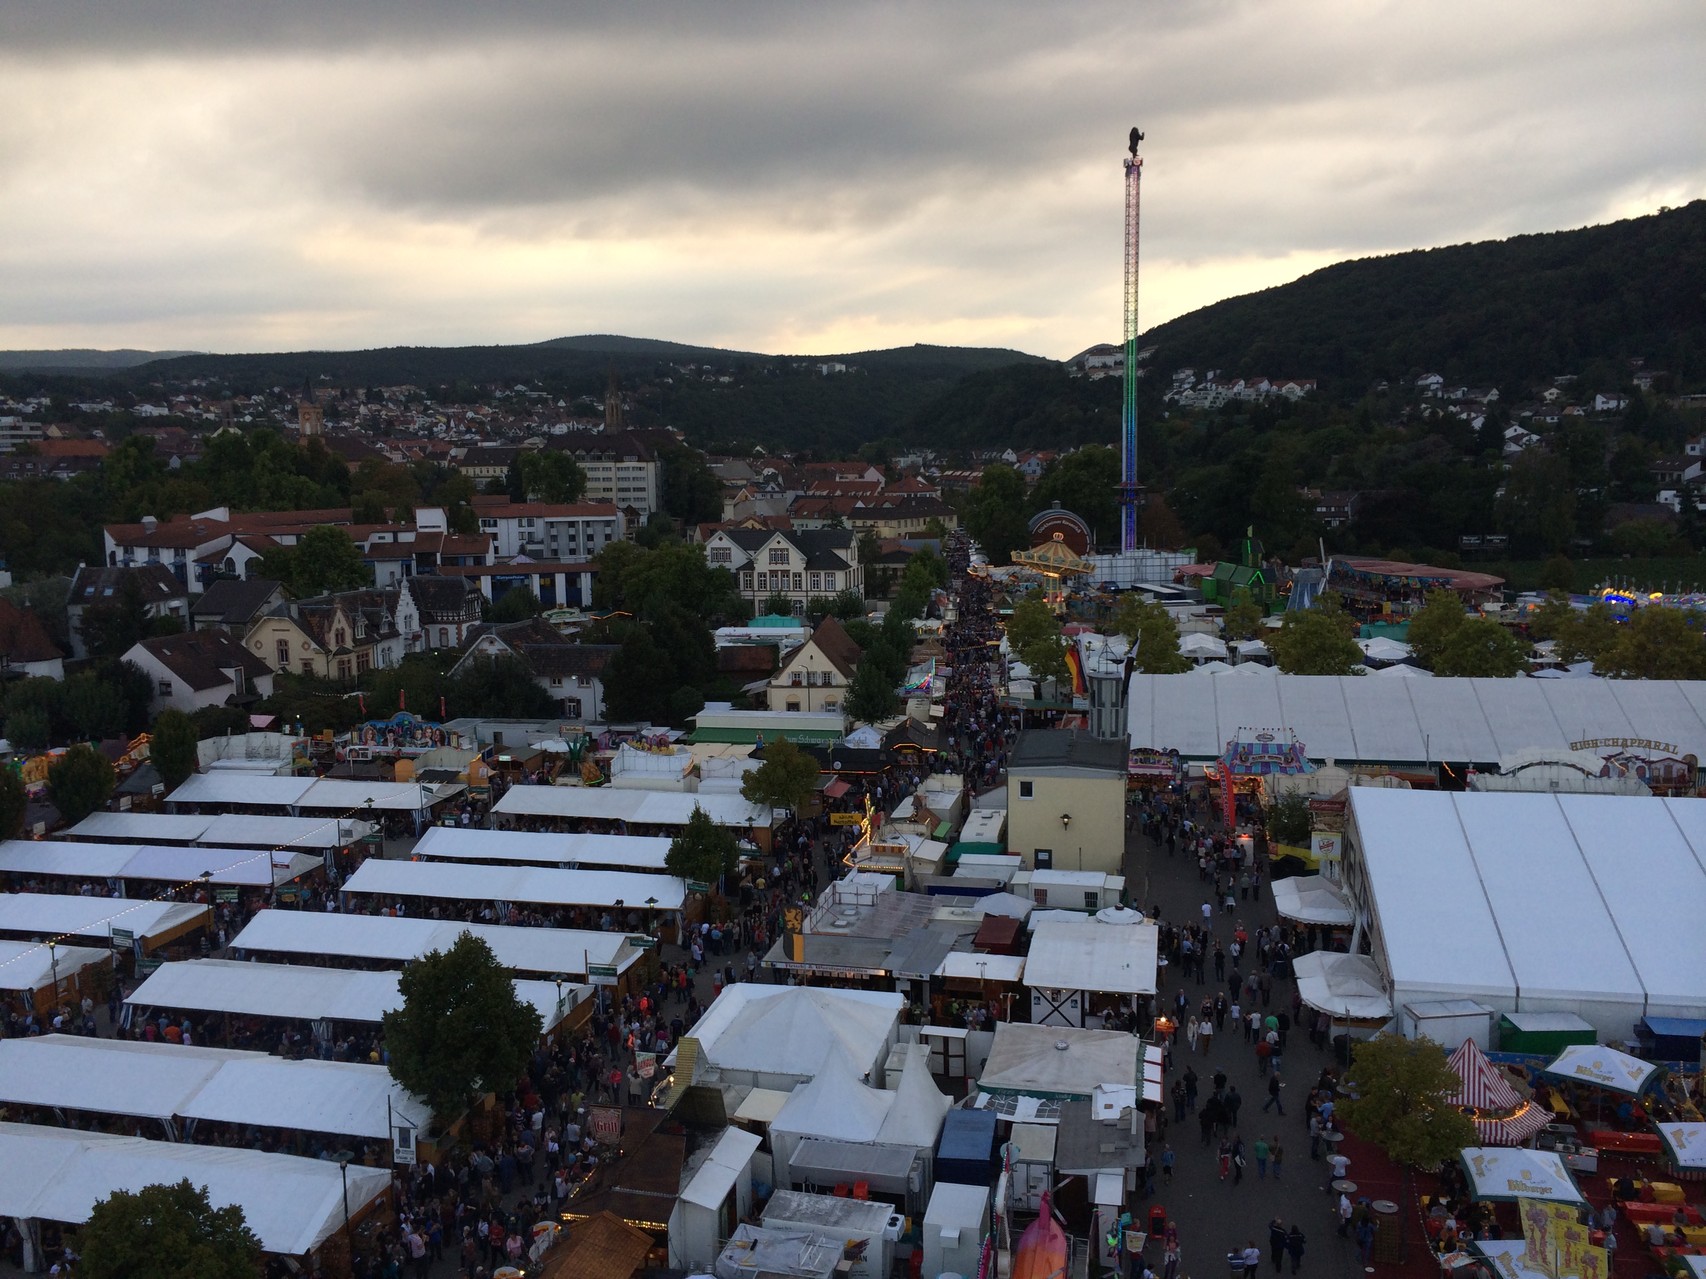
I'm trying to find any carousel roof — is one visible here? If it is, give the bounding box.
[1011,533,1093,577]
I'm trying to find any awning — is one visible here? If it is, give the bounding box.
[1271,875,1354,926]
[1291,951,1391,1021]
[1655,1122,1706,1172]
[1459,1147,1585,1205]
[1541,1044,1660,1096]
[823,779,851,799]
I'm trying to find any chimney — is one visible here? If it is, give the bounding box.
[141,515,158,532]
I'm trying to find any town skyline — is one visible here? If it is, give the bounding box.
[2,1,1702,358]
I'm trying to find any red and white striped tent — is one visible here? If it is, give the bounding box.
[1448,1038,1553,1146]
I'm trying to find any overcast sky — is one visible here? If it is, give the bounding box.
[2,1,1701,360]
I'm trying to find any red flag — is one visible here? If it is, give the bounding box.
[440,695,447,721]
[357,691,366,716]
[399,688,406,712]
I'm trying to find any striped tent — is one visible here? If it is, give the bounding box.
[1448,1038,1553,1146]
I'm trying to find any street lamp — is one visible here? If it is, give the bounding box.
[333,1149,354,1259]
[1060,813,1072,831]
[46,940,59,1009]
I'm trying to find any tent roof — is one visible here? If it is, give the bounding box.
[1459,1147,1585,1204]
[68,811,364,849]
[978,1022,1138,1099]
[1270,875,1354,926]
[875,1050,951,1149]
[678,1125,762,1212]
[1448,1038,1525,1110]
[1351,790,1706,1019]
[686,985,902,1081]
[1541,1044,1661,1096]
[1022,918,1157,996]
[1656,1122,1706,1172]
[166,773,317,808]
[341,857,686,910]
[0,894,207,944]
[1129,672,1706,764]
[0,940,111,994]
[1292,951,1392,1020]
[128,958,579,1033]
[68,812,214,842]
[295,778,449,812]
[491,786,772,828]
[770,1054,893,1142]
[231,909,632,975]
[0,1120,393,1256]
[411,827,671,870]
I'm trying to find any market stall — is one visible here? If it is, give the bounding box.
[1447,1038,1552,1146]
[1459,1147,1587,1206]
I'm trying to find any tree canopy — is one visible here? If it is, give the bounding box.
[47,743,116,826]
[1337,1034,1478,1169]
[1267,605,1362,676]
[517,450,587,503]
[1113,595,1192,674]
[259,526,369,598]
[78,1179,262,1279]
[741,736,821,821]
[149,709,200,790]
[666,804,741,888]
[382,932,543,1117]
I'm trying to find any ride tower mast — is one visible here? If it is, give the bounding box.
[1120,126,1145,552]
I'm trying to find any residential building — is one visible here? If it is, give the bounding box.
[245,589,407,682]
[65,564,191,660]
[438,560,599,610]
[124,629,274,714]
[401,576,482,651]
[767,617,861,713]
[1005,730,1126,875]
[471,498,625,559]
[451,618,617,722]
[0,598,64,680]
[550,432,661,520]
[190,578,289,636]
[702,528,862,616]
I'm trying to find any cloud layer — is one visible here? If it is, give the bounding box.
[2,2,1701,357]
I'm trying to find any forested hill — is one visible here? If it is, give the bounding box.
[1139,201,1706,396]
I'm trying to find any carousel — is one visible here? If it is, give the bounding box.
[1010,533,1095,611]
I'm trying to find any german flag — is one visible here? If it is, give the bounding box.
[1063,640,1088,698]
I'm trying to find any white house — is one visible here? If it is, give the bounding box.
[471,499,626,560]
[702,527,862,616]
[125,629,275,714]
[451,619,617,722]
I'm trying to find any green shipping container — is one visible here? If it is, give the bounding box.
[1497,1012,1596,1055]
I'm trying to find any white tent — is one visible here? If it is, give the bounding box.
[0,894,207,947]
[1541,1044,1661,1097]
[491,786,772,829]
[769,1055,895,1185]
[1458,1147,1585,1204]
[230,910,634,976]
[1292,951,1392,1021]
[1223,660,1277,677]
[1022,918,1158,997]
[1374,662,1433,678]
[1270,876,1354,926]
[340,857,686,911]
[1179,633,1228,660]
[670,985,903,1090]
[875,1050,951,1150]
[0,940,112,996]
[165,773,317,809]
[0,1120,392,1257]
[978,1022,1138,1100]
[410,827,671,871]
[972,892,1034,921]
[1656,1122,1706,1172]
[1187,660,1233,675]
[1358,637,1414,663]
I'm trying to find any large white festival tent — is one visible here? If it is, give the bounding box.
[340,858,686,912]
[491,786,772,831]
[1345,789,1706,1037]
[410,826,671,871]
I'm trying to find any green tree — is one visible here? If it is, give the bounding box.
[150,709,200,790]
[487,586,542,624]
[761,590,796,618]
[0,767,26,841]
[259,526,369,598]
[382,932,543,1117]
[828,587,867,619]
[1498,451,1575,557]
[1538,555,1576,593]
[3,675,70,745]
[1221,588,1263,642]
[1551,601,1621,666]
[78,1178,262,1279]
[1598,606,1706,679]
[1433,618,1529,677]
[1337,1034,1478,1169]
[1404,590,1468,670]
[47,743,117,826]
[1268,608,1362,676]
[78,572,153,659]
[1112,595,1191,674]
[659,444,724,527]
[65,672,128,741]
[741,736,822,824]
[1029,446,1119,546]
[1267,792,1311,846]
[516,450,587,503]
[1005,598,1061,655]
[962,465,1030,564]
[451,655,557,719]
[665,804,741,888]
[845,658,901,723]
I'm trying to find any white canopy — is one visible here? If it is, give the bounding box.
[0,1035,430,1138]
[166,773,317,809]
[1292,951,1392,1020]
[341,858,686,911]
[1270,875,1354,926]
[0,894,207,945]
[68,812,215,843]
[1349,790,1706,1034]
[0,1120,393,1256]
[128,958,580,1033]
[231,910,634,976]
[674,985,902,1087]
[771,1054,893,1145]
[0,839,313,887]
[875,1051,950,1149]
[1188,660,1233,674]
[1459,1147,1585,1204]
[0,940,112,994]
[411,827,671,870]
[1129,672,1706,765]
[67,811,365,850]
[1178,633,1228,659]
[935,952,1025,982]
[1358,637,1414,662]
[1022,918,1158,996]
[978,1022,1139,1099]
[1374,662,1433,678]
[1541,1044,1661,1096]
[492,786,771,828]
[295,778,449,813]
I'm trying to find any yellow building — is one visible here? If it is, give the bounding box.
[768,616,861,713]
[1005,729,1128,875]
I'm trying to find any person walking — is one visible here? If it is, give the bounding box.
[1271,1138,1285,1180]
[1217,1138,1232,1181]
[1226,1085,1243,1130]
[1336,1193,1353,1238]
[1161,1143,1175,1184]
[1356,1216,1377,1266]
[1268,1218,1287,1272]
[1253,1135,1270,1179]
[1198,1016,1214,1055]
[1263,1071,1285,1114]
[1231,1135,1246,1185]
[1187,1016,1201,1053]
[1285,1225,1306,1275]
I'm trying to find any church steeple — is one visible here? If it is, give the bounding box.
[603,364,623,434]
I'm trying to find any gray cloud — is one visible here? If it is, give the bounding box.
[0,0,1701,356]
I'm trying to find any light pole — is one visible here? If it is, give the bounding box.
[333,1149,354,1263]
[46,940,59,1014]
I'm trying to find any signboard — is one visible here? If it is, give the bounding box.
[110,928,135,949]
[686,881,711,895]
[587,1105,623,1144]
[214,887,239,903]
[392,1123,417,1167]
[587,964,619,986]
[1312,832,1343,862]
[830,812,862,827]
[1569,737,1680,755]
[625,935,656,951]
[135,957,162,976]
[635,1052,657,1080]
